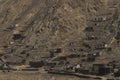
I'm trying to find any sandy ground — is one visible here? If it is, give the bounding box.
[0,72,98,80]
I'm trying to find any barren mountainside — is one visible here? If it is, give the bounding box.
[0,0,120,80]
[0,0,103,60]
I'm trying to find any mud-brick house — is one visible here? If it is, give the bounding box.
[74,64,90,74]
[49,48,62,57]
[115,32,120,45]
[4,55,25,66]
[0,59,4,69]
[90,16,108,22]
[91,64,111,75]
[84,27,94,32]
[12,33,25,40]
[67,54,80,58]
[29,60,45,68]
[84,35,98,40]
[52,56,67,64]
[87,54,96,62]
[115,32,120,40]
[94,42,108,50]
[114,69,120,77]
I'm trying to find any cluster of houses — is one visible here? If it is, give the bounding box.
[0,2,119,80]
[41,7,120,78]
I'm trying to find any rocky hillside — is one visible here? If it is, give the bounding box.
[0,0,103,61]
[0,0,120,80]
